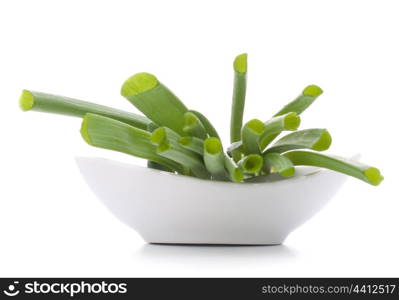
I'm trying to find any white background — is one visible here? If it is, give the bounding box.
[0,0,398,277]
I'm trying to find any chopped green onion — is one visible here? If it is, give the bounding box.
[121,72,188,135]
[20,90,151,130]
[241,119,265,154]
[146,123,165,171]
[263,153,295,177]
[259,112,301,150]
[147,122,159,132]
[189,110,220,139]
[147,161,173,172]
[80,113,184,173]
[274,85,323,117]
[156,141,210,179]
[265,128,332,154]
[178,136,204,155]
[284,151,384,186]
[224,156,244,182]
[230,53,248,143]
[227,141,244,162]
[183,112,207,139]
[238,154,263,174]
[150,127,180,147]
[203,137,228,180]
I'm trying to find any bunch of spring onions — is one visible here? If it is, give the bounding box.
[20,54,383,185]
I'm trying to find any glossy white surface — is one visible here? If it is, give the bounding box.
[76,157,348,245]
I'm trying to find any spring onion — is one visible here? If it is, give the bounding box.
[178,136,204,155]
[230,53,247,143]
[259,112,301,150]
[227,141,244,162]
[156,141,209,179]
[224,156,244,182]
[265,128,332,154]
[284,151,383,186]
[238,154,263,175]
[21,52,383,186]
[274,85,323,117]
[121,72,188,135]
[183,112,208,139]
[203,137,229,180]
[189,110,220,139]
[20,90,151,130]
[241,119,265,154]
[80,113,184,173]
[263,153,295,177]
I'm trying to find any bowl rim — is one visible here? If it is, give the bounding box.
[75,156,339,187]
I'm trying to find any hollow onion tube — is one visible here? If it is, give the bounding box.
[227,141,244,162]
[230,53,247,143]
[189,110,220,139]
[273,85,323,117]
[178,136,204,155]
[121,73,188,135]
[183,112,207,139]
[150,127,181,147]
[156,141,210,179]
[265,128,332,154]
[80,113,184,174]
[146,123,169,171]
[19,90,151,130]
[238,154,263,174]
[259,112,301,150]
[263,153,295,177]
[224,156,244,182]
[241,119,265,154]
[284,151,383,186]
[203,137,229,180]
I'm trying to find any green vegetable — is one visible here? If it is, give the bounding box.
[189,110,220,139]
[259,112,301,150]
[265,128,332,154]
[20,90,151,130]
[238,154,263,174]
[241,119,265,154]
[156,141,209,179]
[227,141,244,162]
[150,127,181,147]
[147,161,173,172]
[263,153,295,177]
[80,113,183,173]
[121,72,188,135]
[284,151,383,186]
[21,52,383,186]
[178,136,204,155]
[274,85,323,117]
[203,137,228,180]
[230,53,247,143]
[224,156,244,182]
[183,112,207,139]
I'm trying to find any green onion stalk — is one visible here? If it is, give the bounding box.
[230,53,247,143]
[151,127,209,179]
[20,90,151,130]
[265,128,332,154]
[80,113,184,174]
[203,137,229,180]
[284,151,383,186]
[121,72,188,135]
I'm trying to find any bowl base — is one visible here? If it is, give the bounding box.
[148,241,283,246]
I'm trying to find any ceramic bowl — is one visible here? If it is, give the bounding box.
[76,157,350,245]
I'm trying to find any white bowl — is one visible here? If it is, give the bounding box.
[76,157,350,245]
